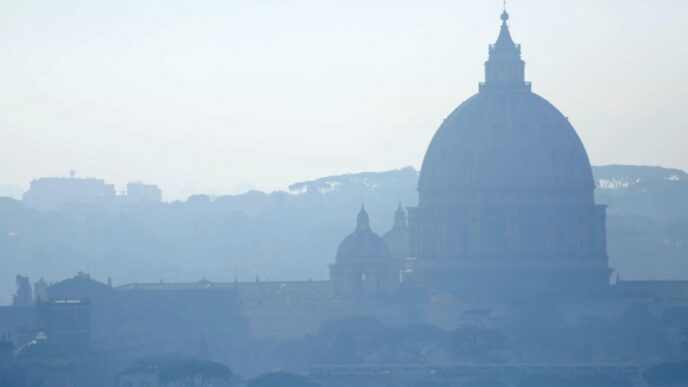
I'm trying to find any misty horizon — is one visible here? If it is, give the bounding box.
[2,2,688,387]
[2,0,687,199]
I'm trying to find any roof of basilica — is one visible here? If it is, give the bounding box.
[48,272,109,293]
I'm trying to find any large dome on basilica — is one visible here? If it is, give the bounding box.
[407,10,609,294]
[418,10,594,208]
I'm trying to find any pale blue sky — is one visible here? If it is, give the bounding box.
[1,0,686,200]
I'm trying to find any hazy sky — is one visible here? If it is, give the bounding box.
[1,0,686,200]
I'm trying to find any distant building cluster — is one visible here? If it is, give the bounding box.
[22,177,162,210]
[125,181,162,203]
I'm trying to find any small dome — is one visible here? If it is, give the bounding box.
[14,332,73,368]
[336,206,390,262]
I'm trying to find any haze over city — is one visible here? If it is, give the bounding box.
[2,1,688,387]
[1,0,687,199]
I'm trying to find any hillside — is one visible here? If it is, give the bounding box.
[0,165,686,304]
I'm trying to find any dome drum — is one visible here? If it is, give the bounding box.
[329,262,399,297]
[409,204,606,262]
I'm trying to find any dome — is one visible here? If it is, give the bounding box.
[419,91,594,207]
[418,12,594,208]
[408,10,610,294]
[336,206,390,262]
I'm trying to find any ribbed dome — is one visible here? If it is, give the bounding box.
[419,91,594,207]
[336,206,390,262]
[418,9,595,208]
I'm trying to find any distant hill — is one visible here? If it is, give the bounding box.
[593,165,688,280]
[0,164,686,304]
[594,164,687,186]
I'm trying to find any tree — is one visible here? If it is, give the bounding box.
[275,318,453,366]
[644,361,688,386]
[463,378,507,387]
[248,372,320,387]
[396,324,451,364]
[517,374,632,387]
[310,317,392,364]
[409,383,449,387]
[450,327,506,363]
[158,359,232,387]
